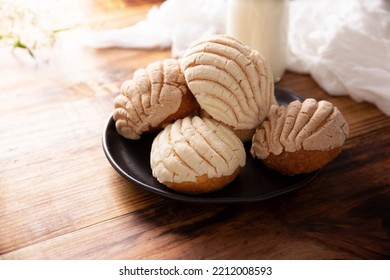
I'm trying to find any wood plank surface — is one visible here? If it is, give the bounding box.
[1,0,389,260]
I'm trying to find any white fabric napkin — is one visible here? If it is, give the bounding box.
[83,0,227,57]
[288,0,390,116]
[83,0,390,116]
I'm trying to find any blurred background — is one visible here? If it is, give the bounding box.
[1,0,389,114]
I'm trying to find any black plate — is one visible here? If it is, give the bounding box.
[102,87,319,203]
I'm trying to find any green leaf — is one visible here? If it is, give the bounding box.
[52,28,69,34]
[13,39,35,58]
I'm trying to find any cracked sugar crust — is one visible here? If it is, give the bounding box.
[150,116,246,193]
[180,34,275,130]
[113,59,199,140]
[250,98,349,175]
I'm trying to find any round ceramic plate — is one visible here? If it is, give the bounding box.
[102,87,319,203]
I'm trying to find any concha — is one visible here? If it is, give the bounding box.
[251,98,349,175]
[180,34,275,131]
[113,59,199,140]
[150,116,246,194]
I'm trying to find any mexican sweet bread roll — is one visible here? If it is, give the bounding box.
[150,116,246,194]
[180,34,275,141]
[251,98,349,175]
[113,59,199,140]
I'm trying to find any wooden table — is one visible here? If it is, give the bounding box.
[1,0,389,260]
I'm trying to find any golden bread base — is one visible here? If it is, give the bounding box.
[164,167,241,194]
[159,90,199,128]
[263,148,341,175]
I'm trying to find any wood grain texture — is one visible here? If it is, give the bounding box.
[1,0,389,260]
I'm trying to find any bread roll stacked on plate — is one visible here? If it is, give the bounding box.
[180,35,276,142]
[113,59,199,140]
[250,99,349,175]
[150,116,246,194]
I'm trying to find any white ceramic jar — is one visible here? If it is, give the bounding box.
[226,0,289,82]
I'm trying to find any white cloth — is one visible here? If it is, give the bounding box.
[83,0,227,57]
[288,0,390,116]
[83,0,390,116]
